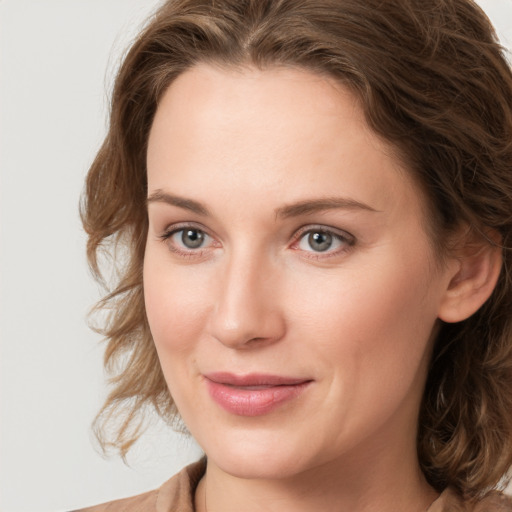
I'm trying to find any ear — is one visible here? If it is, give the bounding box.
[438,230,502,323]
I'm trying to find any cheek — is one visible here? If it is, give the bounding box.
[287,246,440,388]
[143,251,212,357]
[143,253,214,416]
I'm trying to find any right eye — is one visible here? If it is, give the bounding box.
[160,225,215,256]
[173,228,208,249]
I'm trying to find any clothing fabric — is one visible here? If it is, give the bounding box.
[73,459,512,512]
[72,460,205,512]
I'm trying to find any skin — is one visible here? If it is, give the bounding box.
[143,63,477,512]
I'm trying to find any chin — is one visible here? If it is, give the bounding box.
[197,426,323,480]
[215,451,305,480]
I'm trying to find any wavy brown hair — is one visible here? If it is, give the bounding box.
[81,0,512,498]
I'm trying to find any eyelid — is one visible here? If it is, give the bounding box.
[159,221,210,239]
[293,224,355,243]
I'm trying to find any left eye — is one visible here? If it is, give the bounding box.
[297,229,348,253]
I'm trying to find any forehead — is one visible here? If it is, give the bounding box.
[150,64,369,146]
[147,63,425,225]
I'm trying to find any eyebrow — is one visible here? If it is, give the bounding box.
[147,190,210,216]
[147,190,379,218]
[275,197,379,219]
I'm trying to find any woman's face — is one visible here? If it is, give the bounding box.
[144,64,455,479]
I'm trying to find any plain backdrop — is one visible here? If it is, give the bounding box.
[0,1,511,511]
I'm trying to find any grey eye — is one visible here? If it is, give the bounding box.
[307,231,333,252]
[181,229,206,249]
[297,228,349,255]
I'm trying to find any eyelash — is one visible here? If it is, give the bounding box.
[158,223,355,260]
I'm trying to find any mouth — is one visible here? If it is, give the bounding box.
[203,372,313,416]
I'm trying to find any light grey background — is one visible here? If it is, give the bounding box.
[0,1,511,511]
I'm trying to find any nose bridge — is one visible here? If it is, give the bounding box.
[209,243,284,348]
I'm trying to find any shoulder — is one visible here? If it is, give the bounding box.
[71,458,206,512]
[70,489,158,512]
[431,488,512,512]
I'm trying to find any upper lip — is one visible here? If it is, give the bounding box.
[204,372,312,387]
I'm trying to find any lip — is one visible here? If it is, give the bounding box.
[203,372,313,416]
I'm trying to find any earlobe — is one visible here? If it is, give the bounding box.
[438,233,502,323]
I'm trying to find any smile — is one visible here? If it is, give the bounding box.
[203,373,313,416]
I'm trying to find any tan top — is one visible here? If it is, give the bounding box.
[74,459,512,512]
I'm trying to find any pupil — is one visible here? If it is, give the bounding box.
[309,232,332,252]
[182,229,204,249]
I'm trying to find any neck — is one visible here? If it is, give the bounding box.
[194,439,438,512]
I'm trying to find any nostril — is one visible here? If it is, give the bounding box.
[209,313,286,349]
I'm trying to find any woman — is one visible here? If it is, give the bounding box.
[77,0,512,510]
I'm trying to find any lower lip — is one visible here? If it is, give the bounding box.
[205,379,311,416]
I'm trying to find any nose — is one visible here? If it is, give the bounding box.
[208,251,286,349]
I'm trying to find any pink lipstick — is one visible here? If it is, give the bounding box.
[203,372,312,416]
